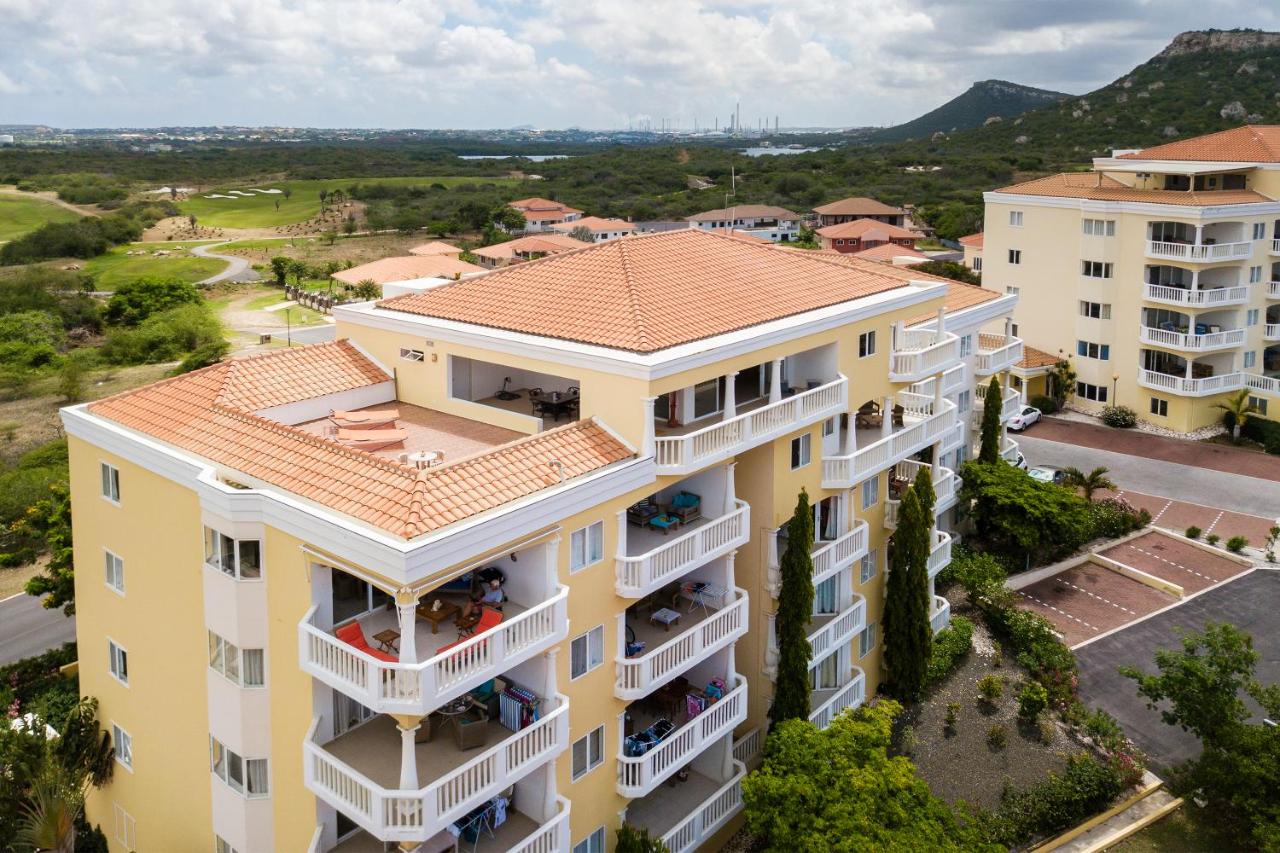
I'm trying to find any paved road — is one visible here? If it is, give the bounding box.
[1015,432,1280,519]
[193,241,259,285]
[0,594,76,665]
[1075,570,1279,772]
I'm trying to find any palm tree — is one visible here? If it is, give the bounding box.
[17,766,83,853]
[1213,389,1257,443]
[1062,466,1116,501]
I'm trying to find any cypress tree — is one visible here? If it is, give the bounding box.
[906,471,936,691]
[884,488,931,700]
[770,489,815,727]
[978,375,1003,464]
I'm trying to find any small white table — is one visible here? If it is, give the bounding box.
[408,450,440,470]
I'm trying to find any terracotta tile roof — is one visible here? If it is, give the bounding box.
[817,218,916,240]
[907,282,1003,326]
[408,241,463,257]
[730,230,772,243]
[813,196,904,216]
[993,172,1271,206]
[551,216,635,234]
[472,234,589,261]
[88,343,633,538]
[686,205,800,222]
[217,340,391,411]
[332,255,486,285]
[1117,125,1280,163]
[522,209,575,223]
[958,233,984,248]
[1017,344,1060,370]
[509,197,578,212]
[851,243,928,262]
[376,229,915,353]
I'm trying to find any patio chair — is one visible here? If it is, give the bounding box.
[336,428,408,451]
[334,622,397,663]
[527,387,544,414]
[454,702,490,750]
[459,607,503,639]
[330,408,400,429]
[627,498,660,526]
[666,491,701,522]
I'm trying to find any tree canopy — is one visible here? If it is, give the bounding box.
[959,460,1094,562]
[770,490,815,726]
[104,277,202,326]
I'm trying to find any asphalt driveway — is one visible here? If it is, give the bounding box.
[1074,570,1279,772]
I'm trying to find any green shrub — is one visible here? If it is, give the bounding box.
[978,674,1004,703]
[105,277,202,326]
[987,723,1007,749]
[1088,497,1149,539]
[101,303,224,366]
[1100,405,1137,428]
[945,702,960,730]
[1037,718,1056,745]
[924,615,973,687]
[1207,534,1221,547]
[985,753,1126,845]
[1225,536,1248,553]
[175,340,230,374]
[1029,394,1058,414]
[900,725,918,755]
[1018,682,1050,719]
[1185,526,1201,540]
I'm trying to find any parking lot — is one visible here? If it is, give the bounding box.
[1099,488,1276,546]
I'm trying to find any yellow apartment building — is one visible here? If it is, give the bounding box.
[979,124,1280,432]
[64,229,1019,853]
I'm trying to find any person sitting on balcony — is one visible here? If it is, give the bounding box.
[480,579,506,610]
[457,594,485,630]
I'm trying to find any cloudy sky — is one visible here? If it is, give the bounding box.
[1,0,1277,129]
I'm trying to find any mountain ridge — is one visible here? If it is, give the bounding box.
[867,79,1070,143]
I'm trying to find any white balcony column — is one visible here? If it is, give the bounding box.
[721,732,735,779]
[543,646,559,702]
[1185,358,1193,379]
[616,510,628,559]
[892,320,904,352]
[541,760,559,823]
[841,414,857,455]
[1191,269,1199,292]
[397,719,421,789]
[547,535,562,592]
[933,374,943,411]
[722,372,738,422]
[642,397,656,458]
[1004,316,1012,338]
[724,461,738,514]
[769,358,784,403]
[934,307,947,343]
[395,589,420,665]
[881,396,893,439]
[725,551,737,590]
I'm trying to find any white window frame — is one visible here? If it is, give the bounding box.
[104,549,125,595]
[203,528,263,581]
[1008,210,1023,227]
[113,804,136,851]
[1249,266,1263,284]
[215,836,240,853]
[570,625,604,680]
[790,433,811,470]
[210,736,269,798]
[859,548,878,584]
[113,723,133,770]
[1244,350,1257,369]
[108,639,128,686]
[860,476,879,510]
[398,347,425,362]
[1247,309,1260,326]
[569,521,604,573]
[100,462,120,504]
[1249,395,1268,416]
[571,726,604,780]
[573,827,606,853]
[1080,301,1111,320]
[858,330,876,358]
[1253,222,1266,240]
[208,630,266,688]
[1150,397,1168,417]
[1008,249,1021,265]
[858,622,877,658]
[972,256,983,272]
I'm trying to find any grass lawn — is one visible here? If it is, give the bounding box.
[178,176,518,228]
[1110,804,1247,852]
[0,195,81,242]
[82,243,226,290]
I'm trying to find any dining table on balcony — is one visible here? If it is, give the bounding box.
[530,389,580,421]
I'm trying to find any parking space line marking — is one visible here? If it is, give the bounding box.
[1058,580,1137,614]
[1204,510,1226,535]
[1124,544,1214,583]
[1150,500,1174,523]
[1016,590,1099,632]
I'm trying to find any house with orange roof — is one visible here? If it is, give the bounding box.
[65,228,1022,853]
[813,196,906,228]
[816,218,917,255]
[549,215,635,242]
[982,124,1280,433]
[470,233,591,268]
[958,232,983,273]
[330,254,486,291]
[851,242,929,265]
[686,204,802,242]
[408,240,463,257]
[507,196,583,232]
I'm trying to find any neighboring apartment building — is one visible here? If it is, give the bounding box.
[550,216,635,242]
[685,205,802,242]
[471,234,590,269]
[816,219,917,255]
[508,197,584,232]
[981,125,1280,432]
[958,233,983,273]
[66,229,1018,853]
[813,197,907,228]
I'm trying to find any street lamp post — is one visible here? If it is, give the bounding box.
[1111,373,1119,403]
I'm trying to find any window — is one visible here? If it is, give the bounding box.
[860,548,878,584]
[215,837,240,853]
[1249,395,1268,416]
[1005,285,1020,296]
[113,724,133,769]
[957,390,972,414]
[1010,323,1018,337]
[1247,309,1260,326]
[1253,222,1266,240]
[571,726,603,780]
[109,640,128,685]
[209,631,265,687]
[822,417,835,437]
[858,330,876,358]
[692,378,720,418]
[1081,261,1113,278]
[1249,265,1263,284]
[210,736,269,797]
[860,476,879,510]
[1150,397,1168,417]
[203,529,262,580]
[100,462,120,502]
[570,626,604,680]
[1083,218,1115,236]
[972,257,983,272]
[1008,249,1021,265]
[1245,351,1257,369]
[858,622,877,658]
[399,347,425,362]
[113,804,136,851]
[1009,210,1023,227]
[790,434,811,469]
[1076,382,1108,402]
[958,335,973,357]
[569,521,604,573]
[105,550,125,594]
[1076,341,1110,360]
[1080,301,1111,319]
[573,827,606,853]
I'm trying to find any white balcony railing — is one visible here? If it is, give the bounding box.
[1246,374,1280,396]
[653,377,847,473]
[510,798,571,853]
[940,420,964,455]
[928,530,952,579]
[809,668,866,730]
[808,597,867,662]
[299,593,568,716]
[930,596,952,635]
[884,461,958,530]
[1138,325,1246,351]
[1137,369,1245,397]
[1143,283,1250,307]
[1271,238,1280,256]
[617,676,747,797]
[889,328,962,383]
[661,761,747,853]
[1269,281,1280,299]
[732,728,762,770]
[822,395,957,488]
[975,382,1021,423]
[1145,240,1253,261]
[304,698,569,843]
[616,501,749,598]
[1266,324,1280,341]
[615,589,749,699]
[1001,434,1020,464]
[974,335,1024,376]
[766,521,868,597]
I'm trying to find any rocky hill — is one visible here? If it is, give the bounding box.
[869,80,1069,143]
[901,29,1280,159]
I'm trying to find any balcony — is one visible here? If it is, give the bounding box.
[616,501,749,598]
[1246,374,1280,396]
[652,376,847,474]
[616,588,749,700]
[822,393,957,488]
[626,762,746,853]
[928,530,953,579]
[1138,325,1245,352]
[1266,324,1280,342]
[1143,283,1250,307]
[1272,238,1280,256]
[1144,240,1252,262]
[975,381,1021,423]
[909,363,967,399]
[617,675,747,797]
[330,797,569,853]
[1269,282,1280,300]
[1001,434,1020,464]
[766,521,869,596]
[974,334,1024,376]
[304,697,569,843]
[808,598,867,661]
[889,328,962,384]
[1137,369,1245,397]
[809,669,866,730]
[299,589,568,716]
[884,461,959,530]
[930,596,952,635]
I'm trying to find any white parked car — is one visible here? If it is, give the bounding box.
[1009,451,1028,470]
[1008,405,1041,431]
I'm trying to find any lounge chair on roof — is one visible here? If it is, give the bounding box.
[330,408,400,428]
[336,428,408,451]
